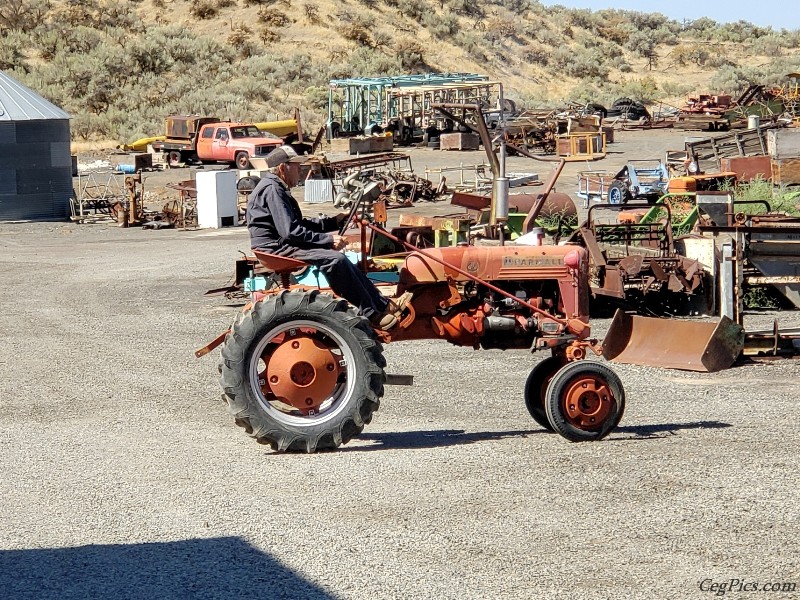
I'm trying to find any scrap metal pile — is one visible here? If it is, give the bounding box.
[569,200,706,315]
[333,170,446,209]
[675,76,800,131]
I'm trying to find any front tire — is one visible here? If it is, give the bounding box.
[235,151,251,170]
[219,290,385,452]
[523,356,566,431]
[545,361,625,442]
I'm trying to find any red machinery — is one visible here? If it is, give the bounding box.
[197,226,626,453]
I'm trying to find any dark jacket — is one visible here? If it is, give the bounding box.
[246,173,338,253]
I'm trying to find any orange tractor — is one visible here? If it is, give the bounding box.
[197,224,627,452]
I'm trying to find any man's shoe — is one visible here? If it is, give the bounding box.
[369,292,413,331]
[389,291,413,314]
[373,311,399,331]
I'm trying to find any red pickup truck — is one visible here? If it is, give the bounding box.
[152,116,283,169]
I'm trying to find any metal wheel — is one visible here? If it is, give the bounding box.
[545,361,625,442]
[219,291,384,452]
[249,320,355,426]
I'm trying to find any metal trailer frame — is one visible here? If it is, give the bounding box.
[326,73,489,137]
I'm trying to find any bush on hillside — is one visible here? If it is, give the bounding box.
[422,12,460,38]
[395,38,427,70]
[0,0,52,34]
[189,1,218,19]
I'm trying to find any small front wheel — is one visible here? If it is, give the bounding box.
[545,361,625,442]
[523,356,565,431]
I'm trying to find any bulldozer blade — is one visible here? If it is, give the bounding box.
[602,310,745,372]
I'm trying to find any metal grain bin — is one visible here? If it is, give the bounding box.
[0,71,72,221]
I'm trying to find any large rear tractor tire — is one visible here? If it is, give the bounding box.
[219,290,385,452]
[545,361,625,442]
[523,355,566,431]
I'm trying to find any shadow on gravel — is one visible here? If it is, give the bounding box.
[350,428,542,451]
[0,537,334,600]
[613,420,732,440]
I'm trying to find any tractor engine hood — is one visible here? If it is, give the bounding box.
[399,244,587,285]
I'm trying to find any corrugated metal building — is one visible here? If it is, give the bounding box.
[0,71,72,221]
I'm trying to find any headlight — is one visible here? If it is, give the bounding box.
[688,161,699,174]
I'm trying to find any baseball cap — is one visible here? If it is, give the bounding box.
[265,145,307,168]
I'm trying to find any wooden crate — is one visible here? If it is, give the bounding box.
[338,135,394,155]
[771,158,800,185]
[767,129,800,159]
[328,138,350,153]
[440,132,480,151]
[348,137,372,155]
[369,134,393,153]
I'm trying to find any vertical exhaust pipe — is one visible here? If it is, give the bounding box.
[492,83,509,241]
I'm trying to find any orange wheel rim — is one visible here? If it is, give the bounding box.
[562,376,613,430]
[265,336,341,413]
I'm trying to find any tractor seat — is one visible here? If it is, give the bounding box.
[253,250,309,289]
[253,250,308,274]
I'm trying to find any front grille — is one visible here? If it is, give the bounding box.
[254,146,276,156]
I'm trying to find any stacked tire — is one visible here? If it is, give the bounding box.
[606,98,650,121]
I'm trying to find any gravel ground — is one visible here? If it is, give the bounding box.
[2,130,799,599]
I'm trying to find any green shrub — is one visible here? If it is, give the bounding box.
[626,30,657,58]
[302,2,319,24]
[422,12,459,38]
[661,81,694,99]
[189,1,218,19]
[395,38,427,70]
[258,9,292,27]
[709,65,759,94]
[752,35,784,56]
[0,0,50,34]
[550,46,609,79]
[396,0,425,22]
[616,77,660,104]
[332,47,403,79]
[454,31,487,62]
[341,22,373,47]
[304,85,329,110]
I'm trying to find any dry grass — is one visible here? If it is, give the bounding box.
[5,0,800,141]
